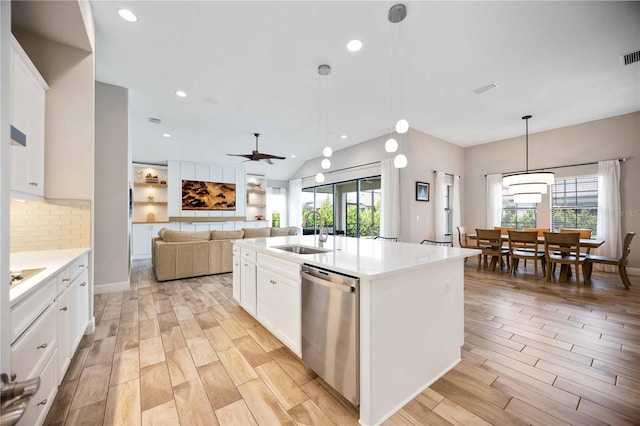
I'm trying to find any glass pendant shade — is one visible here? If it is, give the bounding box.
[513,193,542,204]
[385,138,398,153]
[507,182,549,195]
[394,153,408,168]
[503,172,555,187]
[322,146,333,157]
[315,172,325,183]
[321,158,331,169]
[395,119,409,134]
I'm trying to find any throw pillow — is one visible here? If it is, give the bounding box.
[242,227,271,238]
[162,230,211,242]
[270,227,290,237]
[211,230,245,240]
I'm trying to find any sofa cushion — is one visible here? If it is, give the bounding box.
[211,230,245,240]
[162,230,211,242]
[242,227,271,238]
[270,227,291,237]
[158,227,168,240]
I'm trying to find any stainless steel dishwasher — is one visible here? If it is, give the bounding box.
[301,264,359,406]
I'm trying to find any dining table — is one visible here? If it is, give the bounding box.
[467,233,605,281]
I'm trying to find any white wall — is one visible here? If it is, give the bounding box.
[94,82,130,292]
[464,112,640,268]
[291,129,465,243]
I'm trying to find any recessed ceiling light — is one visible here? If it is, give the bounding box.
[291,155,296,158]
[341,134,347,139]
[162,133,171,138]
[175,90,187,98]
[118,9,137,22]
[347,40,362,52]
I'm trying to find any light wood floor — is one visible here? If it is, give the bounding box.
[44,259,640,425]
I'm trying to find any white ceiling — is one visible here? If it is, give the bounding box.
[90,1,639,180]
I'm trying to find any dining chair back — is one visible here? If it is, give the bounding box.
[494,226,516,233]
[475,228,509,271]
[524,227,550,237]
[457,227,471,248]
[375,236,397,242]
[420,240,453,247]
[544,232,585,283]
[508,230,545,279]
[560,228,592,239]
[583,232,636,289]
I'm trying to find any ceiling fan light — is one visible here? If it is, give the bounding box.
[395,119,409,134]
[385,138,398,153]
[394,153,408,168]
[321,158,331,169]
[513,193,542,204]
[315,173,325,183]
[322,146,333,157]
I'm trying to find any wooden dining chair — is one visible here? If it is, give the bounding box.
[508,230,545,279]
[457,227,472,248]
[544,232,586,283]
[375,236,397,242]
[420,240,453,247]
[560,228,592,239]
[583,232,635,289]
[524,227,550,237]
[475,228,509,271]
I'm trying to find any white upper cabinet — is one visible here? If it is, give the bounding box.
[10,36,48,199]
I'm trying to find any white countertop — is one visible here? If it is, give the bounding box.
[10,248,90,306]
[234,235,480,279]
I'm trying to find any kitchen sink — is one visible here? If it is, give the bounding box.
[10,267,46,287]
[273,245,332,255]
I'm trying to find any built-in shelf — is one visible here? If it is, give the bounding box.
[247,203,266,208]
[247,189,266,194]
[169,216,247,223]
[134,182,167,188]
[134,201,168,206]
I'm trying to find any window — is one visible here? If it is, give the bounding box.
[444,184,453,235]
[551,176,598,236]
[302,177,381,238]
[501,186,537,229]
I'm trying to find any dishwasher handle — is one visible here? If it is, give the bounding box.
[301,271,355,293]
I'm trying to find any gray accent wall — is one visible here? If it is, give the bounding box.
[95,82,130,290]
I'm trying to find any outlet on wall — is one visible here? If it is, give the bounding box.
[442,280,451,293]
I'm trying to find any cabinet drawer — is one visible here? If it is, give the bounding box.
[17,349,57,426]
[241,248,256,263]
[233,245,240,256]
[69,253,88,281]
[56,267,71,296]
[11,279,55,343]
[12,304,56,382]
[257,253,301,281]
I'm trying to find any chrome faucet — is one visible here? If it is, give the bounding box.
[304,209,328,244]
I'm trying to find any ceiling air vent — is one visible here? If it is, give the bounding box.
[621,50,640,66]
[472,83,498,95]
[148,117,162,124]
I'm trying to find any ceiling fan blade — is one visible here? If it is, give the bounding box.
[265,158,274,165]
[227,153,253,159]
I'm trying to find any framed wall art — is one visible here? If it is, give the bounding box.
[416,181,429,202]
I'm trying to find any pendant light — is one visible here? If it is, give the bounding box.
[388,4,408,168]
[316,64,331,182]
[503,115,554,203]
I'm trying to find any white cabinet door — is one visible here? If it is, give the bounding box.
[256,267,277,330]
[10,39,46,198]
[276,275,301,355]
[131,223,153,259]
[56,285,71,384]
[232,249,241,303]
[240,260,257,316]
[70,270,89,353]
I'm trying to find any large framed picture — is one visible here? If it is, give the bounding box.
[182,179,236,210]
[416,181,429,202]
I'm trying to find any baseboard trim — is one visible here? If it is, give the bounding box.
[94,280,130,294]
[86,317,96,334]
[627,267,639,276]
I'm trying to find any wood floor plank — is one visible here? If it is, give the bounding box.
[115,326,139,353]
[269,347,316,386]
[174,378,219,425]
[109,347,140,386]
[43,378,78,426]
[466,333,539,365]
[431,398,492,426]
[157,311,179,332]
[141,399,181,426]
[523,346,616,384]
[139,336,166,368]
[470,347,555,384]
[553,376,640,419]
[140,362,173,412]
[452,360,498,386]
[69,363,111,411]
[218,317,249,340]
[214,400,258,426]
[218,347,259,386]
[104,378,141,426]
[465,325,524,351]
[166,346,200,386]
[139,318,160,340]
[288,399,335,426]
[178,317,206,339]
[194,311,219,330]
[395,399,452,426]
[509,334,593,365]
[504,397,571,426]
[185,336,219,367]
[255,360,308,410]
[198,361,243,411]
[234,335,272,367]
[64,347,89,381]
[437,369,511,409]
[501,325,573,350]
[237,378,296,426]
[577,397,638,426]
[205,326,235,352]
[64,400,106,426]
[160,325,187,353]
[93,319,119,341]
[300,379,360,426]
[84,335,116,368]
[246,325,285,352]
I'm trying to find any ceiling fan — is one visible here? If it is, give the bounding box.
[227,133,286,165]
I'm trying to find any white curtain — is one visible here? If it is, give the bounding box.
[596,160,621,272]
[266,187,287,227]
[288,178,302,227]
[486,173,503,228]
[452,175,461,246]
[380,158,400,239]
[434,171,446,241]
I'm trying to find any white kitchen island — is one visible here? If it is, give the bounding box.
[234,235,480,425]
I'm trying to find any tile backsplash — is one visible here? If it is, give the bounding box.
[10,199,91,252]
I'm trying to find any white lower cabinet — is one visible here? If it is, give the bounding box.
[132,223,167,260]
[70,269,89,353]
[256,254,301,355]
[56,285,72,383]
[232,245,241,302]
[17,348,57,426]
[240,249,257,316]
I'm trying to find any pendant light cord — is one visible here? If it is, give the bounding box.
[522,114,532,173]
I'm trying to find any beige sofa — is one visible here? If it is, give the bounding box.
[152,226,301,281]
